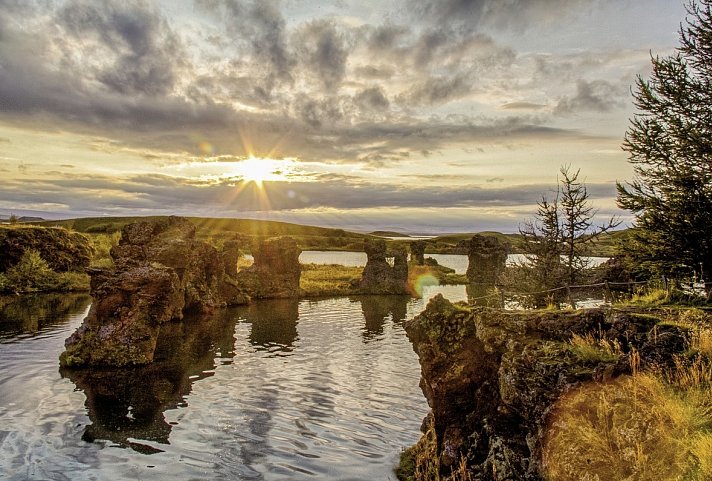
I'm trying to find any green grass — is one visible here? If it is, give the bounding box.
[299,263,362,297]
[0,250,89,293]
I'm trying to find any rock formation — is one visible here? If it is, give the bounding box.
[235,236,302,299]
[358,239,409,294]
[410,240,426,265]
[0,226,93,272]
[466,234,509,284]
[60,217,245,367]
[403,295,691,480]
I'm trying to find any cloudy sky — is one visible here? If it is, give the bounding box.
[0,0,688,233]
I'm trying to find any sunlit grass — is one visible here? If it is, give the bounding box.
[543,353,712,481]
[300,263,362,297]
[569,331,623,363]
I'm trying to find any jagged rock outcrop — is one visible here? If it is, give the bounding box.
[466,235,509,284]
[404,295,691,480]
[0,226,93,272]
[60,217,244,368]
[235,236,302,298]
[359,239,409,294]
[410,240,426,265]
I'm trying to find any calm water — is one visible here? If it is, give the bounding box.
[0,286,468,481]
[299,251,609,274]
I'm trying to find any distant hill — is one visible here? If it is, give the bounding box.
[39,216,375,252]
[369,230,411,238]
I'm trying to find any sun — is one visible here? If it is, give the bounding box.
[231,157,290,186]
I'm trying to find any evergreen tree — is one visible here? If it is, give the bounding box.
[519,166,618,307]
[617,0,712,283]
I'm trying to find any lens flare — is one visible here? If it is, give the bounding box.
[410,273,440,297]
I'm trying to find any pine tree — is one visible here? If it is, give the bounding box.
[519,166,618,307]
[617,0,712,284]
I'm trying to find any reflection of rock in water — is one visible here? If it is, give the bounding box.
[240,298,300,353]
[0,293,91,338]
[60,309,239,454]
[358,295,409,339]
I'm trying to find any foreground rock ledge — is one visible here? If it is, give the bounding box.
[403,295,690,480]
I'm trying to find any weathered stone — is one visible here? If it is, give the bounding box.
[60,265,185,367]
[410,240,426,265]
[0,226,93,272]
[359,238,409,294]
[221,240,242,277]
[466,235,509,284]
[404,296,693,480]
[61,216,246,368]
[235,236,302,299]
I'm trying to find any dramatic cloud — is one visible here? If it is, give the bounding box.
[555,79,627,115]
[0,0,685,230]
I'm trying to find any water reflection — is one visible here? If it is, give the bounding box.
[60,309,240,454]
[238,298,300,354]
[0,293,91,340]
[357,295,409,339]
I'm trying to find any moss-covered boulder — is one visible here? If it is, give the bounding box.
[0,226,93,272]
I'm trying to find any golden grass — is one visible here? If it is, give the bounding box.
[299,263,362,297]
[543,354,712,481]
[568,332,623,363]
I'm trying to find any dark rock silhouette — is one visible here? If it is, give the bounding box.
[465,235,509,284]
[358,239,409,294]
[404,295,691,480]
[410,240,426,265]
[0,226,93,272]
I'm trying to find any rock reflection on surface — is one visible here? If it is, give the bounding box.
[0,293,91,340]
[357,295,409,339]
[60,309,240,454]
[0,288,440,481]
[238,298,300,354]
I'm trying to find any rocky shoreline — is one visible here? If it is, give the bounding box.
[401,295,695,480]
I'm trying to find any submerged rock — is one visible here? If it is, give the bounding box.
[0,226,93,272]
[60,217,245,368]
[403,296,691,480]
[359,238,409,294]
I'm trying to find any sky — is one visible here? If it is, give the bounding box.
[0,0,689,233]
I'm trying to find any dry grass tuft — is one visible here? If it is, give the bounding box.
[568,332,623,363]
[543,354,712,481]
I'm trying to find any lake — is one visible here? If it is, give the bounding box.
[298,251,610,274]
[0,285,468,481]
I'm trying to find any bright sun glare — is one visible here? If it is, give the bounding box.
[231,157,290,185]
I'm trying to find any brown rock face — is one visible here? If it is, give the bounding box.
[235,236,302,299]
[359,238,409,294]
[404,296,691,480]
[0,226,93,272]
[466,235,509,284]
[60,217,242,368]
[410,240,426,265]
